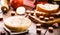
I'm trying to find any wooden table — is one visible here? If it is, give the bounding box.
[0,10,60,35]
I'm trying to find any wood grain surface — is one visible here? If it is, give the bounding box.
[0,10,60,35]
